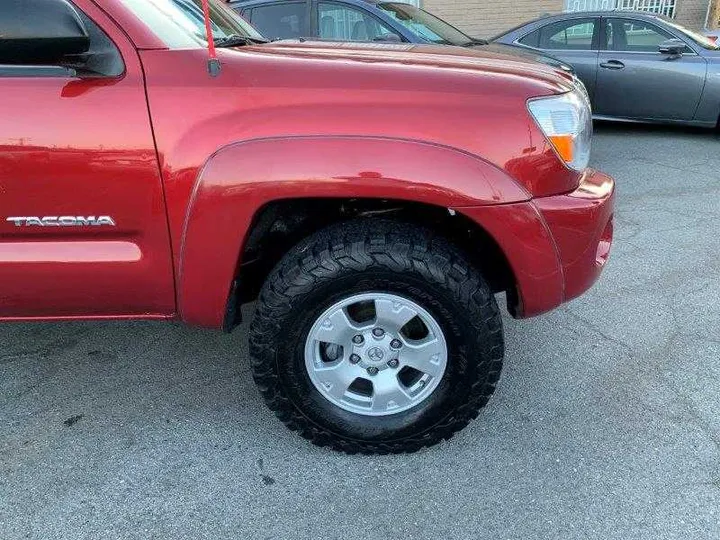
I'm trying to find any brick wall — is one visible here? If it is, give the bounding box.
[674,0,711,29]
[710,0,720,28]
[421,0,711,37]
[421,0,564,38]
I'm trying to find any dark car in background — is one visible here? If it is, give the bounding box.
[494,11,720,127]
[227,0,576,73]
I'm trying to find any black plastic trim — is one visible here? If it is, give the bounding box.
[0,65,76,78]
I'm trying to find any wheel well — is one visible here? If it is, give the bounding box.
[234,198,517,309]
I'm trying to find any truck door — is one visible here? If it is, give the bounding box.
[0,0,175,318]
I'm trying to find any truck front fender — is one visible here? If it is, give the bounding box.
[178,136,531,328]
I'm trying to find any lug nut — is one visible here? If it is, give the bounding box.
[352,335,364,345]
[366,366,379,376]
[390,339,402,350]
[372,328,385,338]
[387,359,399,369]
[350,354,361,364]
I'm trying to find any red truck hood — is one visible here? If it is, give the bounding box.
[247,39,575,91]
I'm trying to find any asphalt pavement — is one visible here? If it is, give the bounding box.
[1,123,719,539]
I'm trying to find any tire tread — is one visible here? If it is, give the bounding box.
[249,219,504,454]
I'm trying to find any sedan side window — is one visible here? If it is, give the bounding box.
[318,2,401,41]
[521,19,596,50]
[250,2,307,40]
[606,18,688,53]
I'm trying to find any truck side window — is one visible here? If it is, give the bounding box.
[250,2,307,40]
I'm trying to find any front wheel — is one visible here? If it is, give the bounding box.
[249,220,504,454]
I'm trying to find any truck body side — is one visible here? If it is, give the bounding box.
[0,0,615,453]
[0,0,612,329]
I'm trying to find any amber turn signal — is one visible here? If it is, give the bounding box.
[549,134,575,163]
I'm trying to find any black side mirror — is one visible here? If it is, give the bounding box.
[658,38,685,57]
[0,0,91,65]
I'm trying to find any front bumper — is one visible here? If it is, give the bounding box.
[533,169,615,305]
[458,169,615,318]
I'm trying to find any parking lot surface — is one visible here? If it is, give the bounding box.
[1,124,719,540]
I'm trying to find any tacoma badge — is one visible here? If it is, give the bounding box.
[6,216,117,227]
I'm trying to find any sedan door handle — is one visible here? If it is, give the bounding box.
[600,60,625,70]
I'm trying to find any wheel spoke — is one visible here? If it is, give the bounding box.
[401,337,445,378]
[313,362,357,402]
[313,308,359,346]
[374,298,418,334]
[371,371,413,413]
[305,292,448,416]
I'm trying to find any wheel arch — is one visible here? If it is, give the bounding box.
[234,198,518,313]
[177,136,531,328]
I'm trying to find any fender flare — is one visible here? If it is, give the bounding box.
[178,135,532,327]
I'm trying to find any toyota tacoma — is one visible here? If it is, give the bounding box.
[0,0,614,453]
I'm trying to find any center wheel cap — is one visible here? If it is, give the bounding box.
[367,347,385,362]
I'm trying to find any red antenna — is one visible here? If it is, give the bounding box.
[201,0,221,76]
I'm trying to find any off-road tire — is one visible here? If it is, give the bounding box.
[249,219,504,454]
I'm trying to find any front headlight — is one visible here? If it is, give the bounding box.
[527,89,592,171]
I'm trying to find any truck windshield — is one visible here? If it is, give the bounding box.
[376,3,474,46]
[120,0,265,48]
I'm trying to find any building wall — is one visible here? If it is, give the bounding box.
[674,0,711,28]
[421,0,564,38]
[422,0,711,38]
[710,0,720,28]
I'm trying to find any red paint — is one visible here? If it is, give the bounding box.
[179,136,532,325]
[0,0,614,326]
[460,169,614,317]
[457,203,564,319]
[0,0,175,318]
[533,169,615,305]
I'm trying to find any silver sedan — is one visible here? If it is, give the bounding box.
[493,11,720,127]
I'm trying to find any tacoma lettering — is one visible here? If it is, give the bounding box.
[5,216,117,227]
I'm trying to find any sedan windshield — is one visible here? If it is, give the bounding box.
[377,3,474,46]
[119,0,264,48]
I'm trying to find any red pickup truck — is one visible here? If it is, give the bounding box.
[2,0,614,453]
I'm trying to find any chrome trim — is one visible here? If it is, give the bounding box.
[5,216,117,227]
